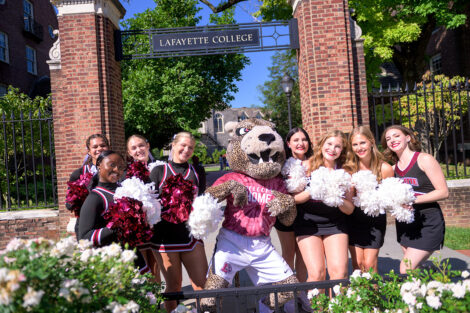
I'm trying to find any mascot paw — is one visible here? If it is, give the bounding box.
[230,180,248,207]
[266,190,295,216]
[277,207,297,227]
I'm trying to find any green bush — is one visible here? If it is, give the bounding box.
[211,148,226,165]
[192,141,212,165]
[0,237,163,312]
[310,259,470,312]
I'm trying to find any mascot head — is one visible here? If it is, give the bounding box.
[225,118,285,180]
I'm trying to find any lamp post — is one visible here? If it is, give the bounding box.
[281,73,294,130]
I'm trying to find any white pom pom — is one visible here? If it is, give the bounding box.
[377,177,416,223]
[187,194,223,240]
[282,157,308,193]
[308,167,351,207]
[114,177,161,225]
[67,217,77,233]
[351,170,378,193]
[148,160,166,173]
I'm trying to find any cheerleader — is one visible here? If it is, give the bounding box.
[69,134,109,181]
[381,125,448,274]
[77,150,126,246]
[294,130,354,284]
[126,135,161,281]
[275,127,312,282]
[147,132,207,312]
[343,126,393,273]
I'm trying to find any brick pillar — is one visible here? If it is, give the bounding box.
[289,0,369,140]
[47,0,126,234]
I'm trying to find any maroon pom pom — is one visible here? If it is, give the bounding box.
[66,172,94,217]
[126,161,150,182]
[103,197,153,246]
[160,174,196,224]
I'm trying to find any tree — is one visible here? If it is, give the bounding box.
[121,0,249,148]
[258,50,301,138]
[201,0,468,88]
[348,0,468,87]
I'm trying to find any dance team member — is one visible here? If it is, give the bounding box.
[294,130,354,285]
[126,134,161,281]
[382,125,448,274]
[343,126,393,273]
[77,150,126,246]
[148,132,208,312]
[275,127,312,282]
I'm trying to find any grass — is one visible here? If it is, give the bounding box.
[441,163,470,180]
[444,226,470,250]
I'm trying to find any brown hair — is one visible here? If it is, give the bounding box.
[85,134,109,165]
[381,125,421,164]
[343,126,385,181]
[307,130,347,174]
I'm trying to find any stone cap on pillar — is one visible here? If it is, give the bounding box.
[51,0,126,28]
[287,0,302,13]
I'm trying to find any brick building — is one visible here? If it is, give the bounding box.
[199,107,265,154]
[0,0,58,97]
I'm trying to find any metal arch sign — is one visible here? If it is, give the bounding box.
[153,29,260,52]
[115,19,299,60]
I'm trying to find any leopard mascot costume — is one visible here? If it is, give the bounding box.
[188,118,298,312]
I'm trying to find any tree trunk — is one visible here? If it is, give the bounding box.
[392,17,436,86]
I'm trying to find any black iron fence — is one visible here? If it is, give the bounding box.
[163,279,347,313]
[369,77,470,179]
[0,110,57,211]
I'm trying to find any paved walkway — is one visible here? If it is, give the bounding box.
[177,170,470,289]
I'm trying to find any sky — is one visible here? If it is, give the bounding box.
[121,0,275,109]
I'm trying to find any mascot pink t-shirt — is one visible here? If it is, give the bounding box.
[212,172,287,237]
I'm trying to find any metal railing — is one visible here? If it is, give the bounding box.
[162,279,348,313]
[369,78,470,179]
[0,110,57,211]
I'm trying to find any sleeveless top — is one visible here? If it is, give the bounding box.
[394,152,438,210]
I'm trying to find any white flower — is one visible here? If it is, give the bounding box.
[6,238,26,252]
[307,288,319,299]
[361,272,372,280]
[50,237,76,258]
[80,249,93,263]
[461,270,470,279]
[0,288,12,305]
[346,288,355,298]
[77,239,93,250]
[451,283,466,298]
[402,292,416,306]
[416,302,423,309]
[351,269,361,279]
[102,243,122,258]
[425,295,441,309]
[66,217,77,233]
[22,287,45,308]
[125,301,139,313]
[332,284,341,295]
[120,250,136,263]
[356,295,361,301]
[146,292,157,305]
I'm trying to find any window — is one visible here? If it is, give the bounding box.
[430,54,442,75]
[214,113,224,133]
[26,46,37,75]
[0,84,7,97]
[238,112,248,121]
[23,0,34,32]
[0,0,6,5]
[255,112,263,119]
[0,32,8,63]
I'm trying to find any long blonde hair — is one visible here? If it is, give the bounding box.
[307,130,347,174]
[343,126,385,181]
